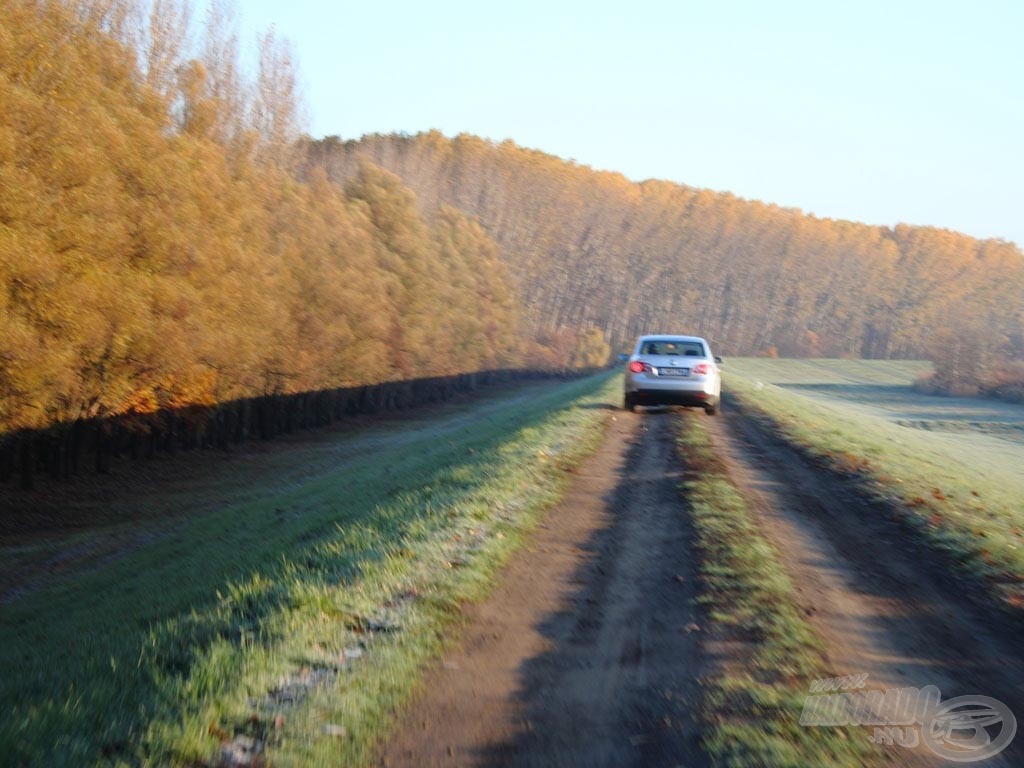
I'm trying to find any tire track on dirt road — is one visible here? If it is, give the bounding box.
[380,409,705,767]
[705,401,1024,767]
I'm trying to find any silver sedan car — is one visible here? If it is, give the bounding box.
[623,334,722,415]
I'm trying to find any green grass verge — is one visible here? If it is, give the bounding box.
[674,411,880,768]
[722,360,1024,613]
[0,372,619,767]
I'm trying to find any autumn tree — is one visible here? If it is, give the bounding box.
[0,0,533,443]
[252,25,302,168]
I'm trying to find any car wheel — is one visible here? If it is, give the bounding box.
[704,402,718,416]
[624,393,637,412]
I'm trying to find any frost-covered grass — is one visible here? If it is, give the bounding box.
[0,373,618,767]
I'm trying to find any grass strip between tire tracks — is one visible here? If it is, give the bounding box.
[674,411,881,767]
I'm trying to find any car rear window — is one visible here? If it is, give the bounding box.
[640,340,705,357]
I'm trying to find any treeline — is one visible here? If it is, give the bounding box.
[0,1,609,447]
[914,329,1024,404]
[306,132,1024,362]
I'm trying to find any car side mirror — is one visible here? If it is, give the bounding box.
[714,356,724,365]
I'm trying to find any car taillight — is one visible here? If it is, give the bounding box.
[628,360,646,373]
[693,362,710,375]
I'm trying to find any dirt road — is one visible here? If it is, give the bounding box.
[380,402,1024,766]
[381,410,705,767]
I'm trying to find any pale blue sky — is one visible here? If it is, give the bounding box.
[240,0,1023,246]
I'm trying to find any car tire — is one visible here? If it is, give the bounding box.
[624,393,637,412]
[704,402,718,416]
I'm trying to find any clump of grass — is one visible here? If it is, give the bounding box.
[0,373,619,767]
[721,362,1024,614]
[675,412,880,767]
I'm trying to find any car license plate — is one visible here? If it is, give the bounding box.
[658,367,689,377]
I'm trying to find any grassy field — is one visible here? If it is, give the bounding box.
[723,358,1024,611]
[0,372,619,767]
[674,411,880,767]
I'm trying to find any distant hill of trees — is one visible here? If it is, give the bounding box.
[306,132,1024,365]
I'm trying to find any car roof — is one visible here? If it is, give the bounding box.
[636,334,707,343]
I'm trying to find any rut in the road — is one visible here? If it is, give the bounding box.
[493,412,704,767]
[381,410,705,768]
[705,401,1024,768]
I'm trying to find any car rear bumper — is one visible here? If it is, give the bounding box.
[629,388,720,408]
[625,373,718,395]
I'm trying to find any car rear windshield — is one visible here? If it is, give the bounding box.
[640,340,706,357]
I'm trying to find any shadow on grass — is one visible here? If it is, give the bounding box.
[781,382,1024,423]
[0,373,613,766]
[781,382,919,403]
